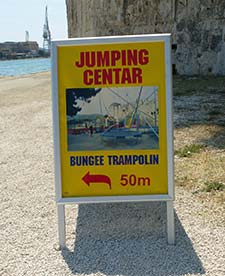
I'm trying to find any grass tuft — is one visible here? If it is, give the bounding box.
[175,144,205,157]
[192,181,225,195]
[202,181,225,192]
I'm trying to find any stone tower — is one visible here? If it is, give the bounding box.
[66,0,225,75]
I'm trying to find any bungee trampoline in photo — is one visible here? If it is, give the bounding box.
[66,85,159,151]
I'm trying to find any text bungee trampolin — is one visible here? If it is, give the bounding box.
[70,154,159,166]
[74,49,149,85]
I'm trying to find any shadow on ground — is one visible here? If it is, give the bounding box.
[62,202,205,276]
[173,76,225,149]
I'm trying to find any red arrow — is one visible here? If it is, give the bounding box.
[82,172,111,190]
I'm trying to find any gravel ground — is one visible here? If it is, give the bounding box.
[0,73,225,276]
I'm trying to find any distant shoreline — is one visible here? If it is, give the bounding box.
[0,71,50,79]
[0,56,50,62]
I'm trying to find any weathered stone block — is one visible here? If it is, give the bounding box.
[66,0,225,75]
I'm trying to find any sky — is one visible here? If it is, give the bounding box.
[79,86,158,115]
[0,0,68,47]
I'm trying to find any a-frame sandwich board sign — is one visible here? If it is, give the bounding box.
[51,34,174,248]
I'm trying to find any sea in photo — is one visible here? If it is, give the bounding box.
[66,86,159,151]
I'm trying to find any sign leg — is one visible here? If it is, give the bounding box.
[57,204,66,249]
[166,201,175,245]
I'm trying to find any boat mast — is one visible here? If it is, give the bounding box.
[131,86,143,131]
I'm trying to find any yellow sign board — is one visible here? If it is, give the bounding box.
[52,35,173,203]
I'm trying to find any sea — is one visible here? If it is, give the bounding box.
[0,58,51,76]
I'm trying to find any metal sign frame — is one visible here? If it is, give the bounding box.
[51,34,174,248]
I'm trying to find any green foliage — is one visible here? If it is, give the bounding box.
[203,181,225,192]
[175,144,205,157]
[66,88,101,116]
[192,181,225,195]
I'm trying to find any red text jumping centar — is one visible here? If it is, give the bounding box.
[74,49,149,85]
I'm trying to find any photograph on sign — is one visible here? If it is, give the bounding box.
[66,86,159,151]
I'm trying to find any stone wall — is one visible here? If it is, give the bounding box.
[66,0,225,75]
